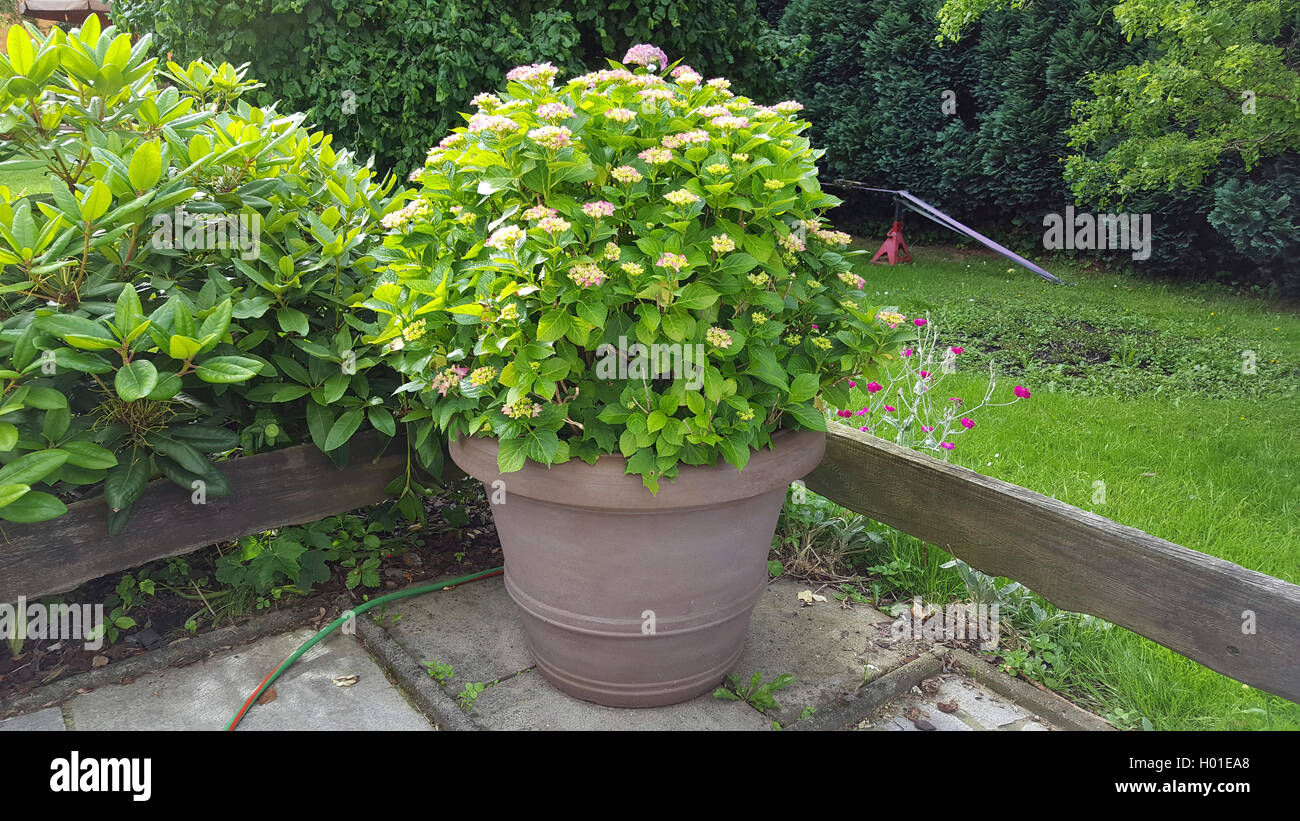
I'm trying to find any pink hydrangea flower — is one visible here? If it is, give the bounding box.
[528,125,573,150]
[536,102,574,120]
[582,200,616,219]
[623,43,669,70]
[506,62,558,84]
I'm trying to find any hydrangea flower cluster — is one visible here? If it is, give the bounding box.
[370,45,915,487]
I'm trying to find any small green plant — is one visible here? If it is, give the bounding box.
[457,681,488,712]
[773,489,883,579]
[371,603,401,626]
[833,584,871,605]
[1105,708,1155,732]
[713,671,795,714]
[453,551,466,564]
[798,705,816,721]
[88,574,155,644]
[423,660,454,685]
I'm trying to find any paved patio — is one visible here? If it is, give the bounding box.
[0,577,1111,731]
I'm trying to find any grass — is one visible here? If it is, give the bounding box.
[2,168,51,197]
[780,243,1299,730]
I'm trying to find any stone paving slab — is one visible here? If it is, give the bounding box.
[0,707,66,731]
[65,629,430,731]
[865,673,1052,731]
[733,582,907,726]
[383,575,533,685]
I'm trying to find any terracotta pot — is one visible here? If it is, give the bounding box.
[449,428,826,707]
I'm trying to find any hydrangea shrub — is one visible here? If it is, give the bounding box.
[369,46,915,491]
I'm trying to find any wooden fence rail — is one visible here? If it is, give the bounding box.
[0,433,405,604]
[2,425,1297,702]
[804,426,1300,703]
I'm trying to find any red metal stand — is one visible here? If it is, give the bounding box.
[871,220,912,265]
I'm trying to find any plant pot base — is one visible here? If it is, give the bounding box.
[450,429,826,708]
[524,630,746,708]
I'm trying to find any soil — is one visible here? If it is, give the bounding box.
[0,478,502,703]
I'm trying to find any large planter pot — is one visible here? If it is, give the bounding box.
[449,428,826,707]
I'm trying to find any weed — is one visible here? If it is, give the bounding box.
[714,671,795,714]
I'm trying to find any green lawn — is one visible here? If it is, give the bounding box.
[812,243,1299,730]
[2,168,51,196]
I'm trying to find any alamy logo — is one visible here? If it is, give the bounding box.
[1042,206,1152,260]
[891,599,1000,650]
[151,207,261,260]
[594,336,705,390]
[0,598,105,651]
[50,752,151,802]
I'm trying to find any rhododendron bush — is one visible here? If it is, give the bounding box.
[367,46,915,491]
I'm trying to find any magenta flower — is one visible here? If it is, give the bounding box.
[855,408,868,416]
[919,370,930,378]
[811,324,819,330]
[848,380,857,388]
[866,382,882,394]
[858,426,869,432]
[948,397,962,403]
[1014,385,1031,399]
[960,417,975,429]
[837,409,852,418]
[913,318,927,327]
[940,442,955,450]
[950,346,964,354]
[921,425,934,432]
[884,405,896,413]
[901,348,914,357]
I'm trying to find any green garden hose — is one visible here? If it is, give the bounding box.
[225,565,504,730]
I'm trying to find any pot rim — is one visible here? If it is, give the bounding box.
[449,427,826,511]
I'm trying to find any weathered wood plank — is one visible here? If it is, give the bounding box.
[0,434,406,603]
[804,426,1300,703]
